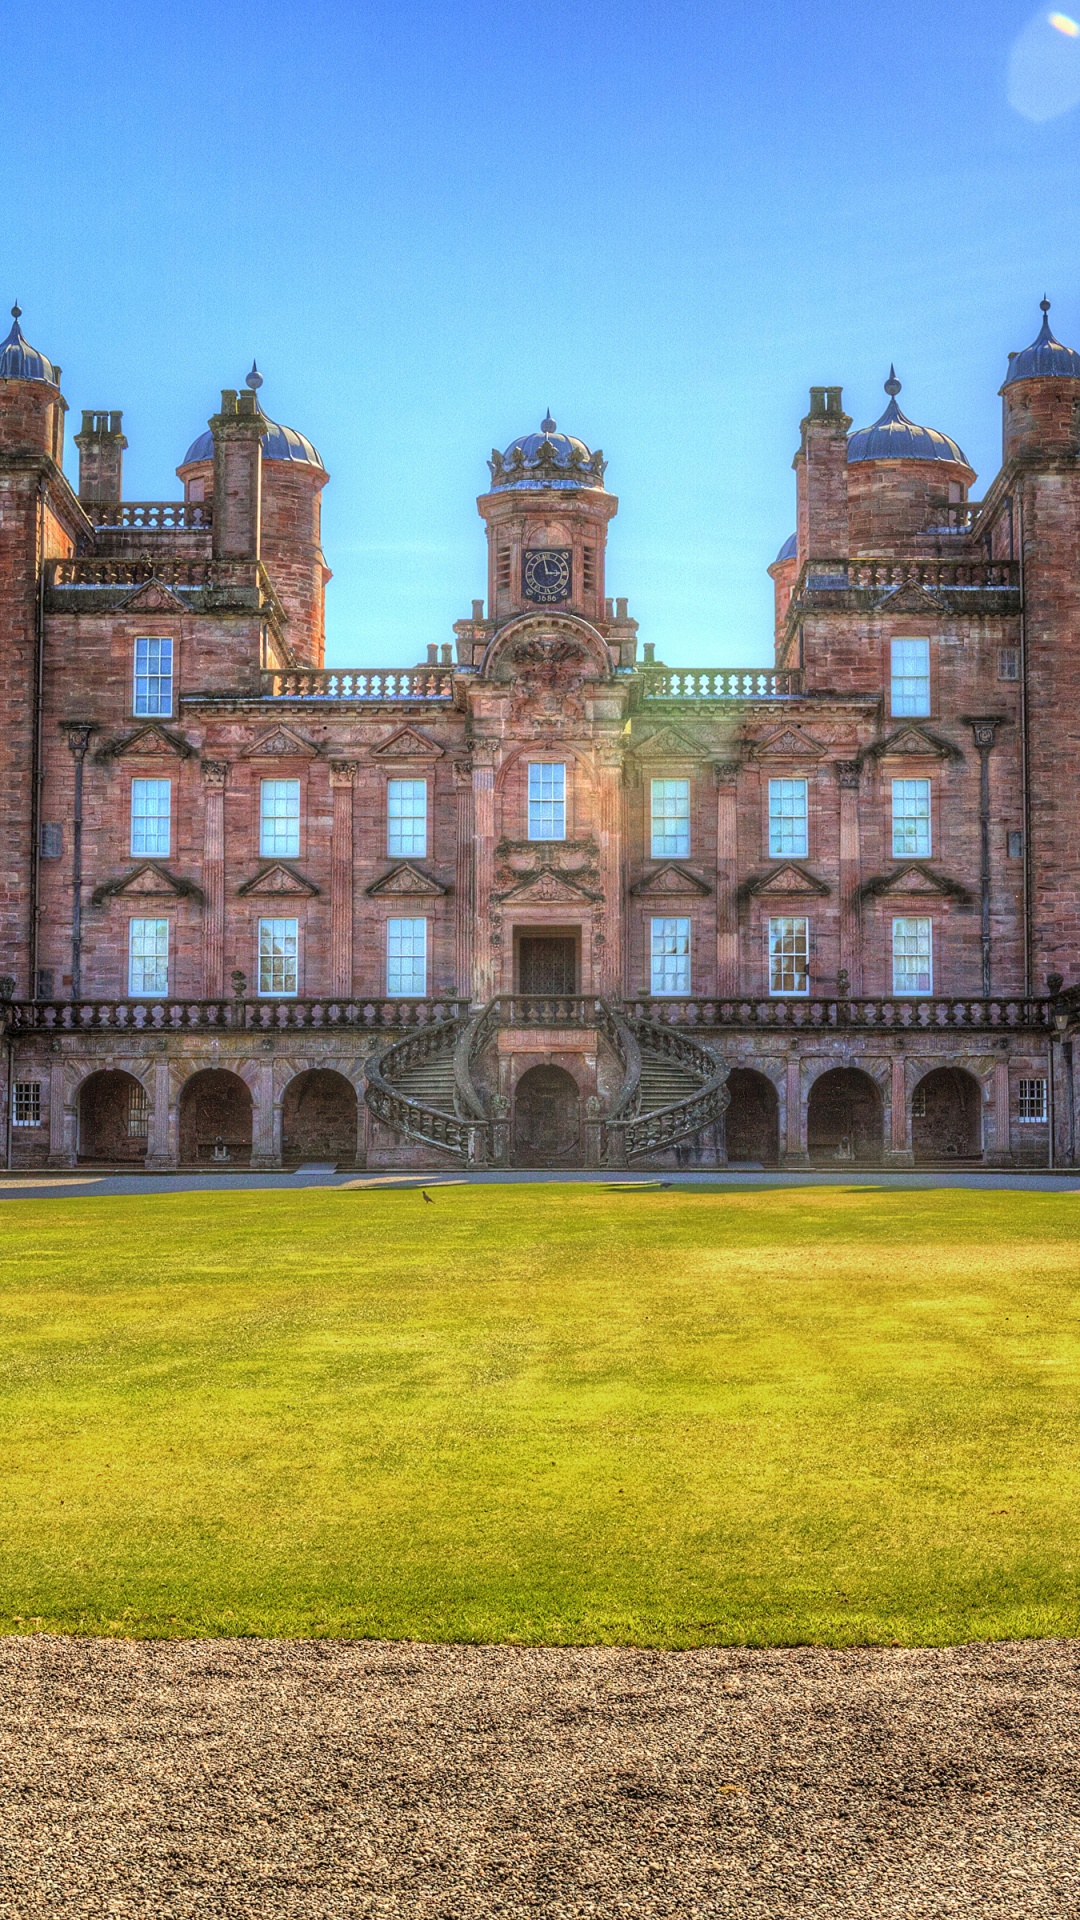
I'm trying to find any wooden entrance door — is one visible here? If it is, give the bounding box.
[518,936,577,995]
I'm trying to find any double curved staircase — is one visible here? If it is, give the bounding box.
[364,996,728,1167]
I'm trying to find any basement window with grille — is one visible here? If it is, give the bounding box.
[1018,1078,1047,1123]
[12,1082,42,1127]
[127,1082,150,1138]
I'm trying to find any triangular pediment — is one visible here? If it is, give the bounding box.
[745,863,831,897]
[116,579,188,614]
[496,866,601,904]
[370,726,444,759]
[751,726,827,761]
[237,864,320,897]
[366,862,448,897]
[91,863,202,905]
[862,864,969,900]
[631,863,712,897]
[868,725,960,762]
[872,581,946,613]
[243,725,318,759]
[99,724,193,761]
[629,725,706,763]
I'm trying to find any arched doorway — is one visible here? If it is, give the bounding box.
[179,1069,253,1167]
[78,1070,150,1163]
[282,1069,358,1165]
[513,1064,580,1165]
[725,1069,780,1166]
[912,1067,982,1162]
[807,1067,883,1164]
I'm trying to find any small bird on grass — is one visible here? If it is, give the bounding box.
[421,1189,434,1203]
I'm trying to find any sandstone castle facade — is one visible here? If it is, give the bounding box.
[1,302,1077,1171]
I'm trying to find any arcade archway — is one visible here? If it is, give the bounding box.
[912,1067,982,1162]
[807,1067,883,1165]
[281,1069,358,1166]
[78,1070,150,1163]
[179,1069,253,1167]
[725,1069,780,1166]
[513,1064,580,1166]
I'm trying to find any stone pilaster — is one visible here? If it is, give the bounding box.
[597,747,623,996]
[714,761,740,995]
[201,761,229,1000]
[453,760,475,999]
[836,761,862,996]
[471,740,498,1003]
[328,761,356,998]
[890,1053,912,1162]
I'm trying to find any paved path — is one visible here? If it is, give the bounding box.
[2,1634,1078,1918]
[1,1165,1080,1199]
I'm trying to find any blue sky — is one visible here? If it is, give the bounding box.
[4,1,1080,665]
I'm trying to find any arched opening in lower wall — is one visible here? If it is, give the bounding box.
[725,1069,780,1167]
[282,1069,358,1166]
[78,1070,150,1163]
[513,1064,580,1166]
[806,1067,883,1165]
[912,1067,982,1163]
[179,1069,253,1168]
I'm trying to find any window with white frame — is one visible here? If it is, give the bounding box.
[892,915,933,995]
[258,917,299,996]
[1018,1078,1048,1122]
[527,762,566,840]
[890,638,931,717]
[768,778,808,859]
[387,917,427,997]
[260,779,301,859]
[650,778,690,858]
[130,778,171,858]
[128,917,169,996]
[12,1082,41,1127]
[768,916,809,995]
[891,778,931,859]
[387,779,427,858]
[650,916,691,995]
[133,637,174,717]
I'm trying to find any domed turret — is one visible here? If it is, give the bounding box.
[0,305,58,385]
[774,531,797,563]
[1000,300,1080,463]
[181,360,324,471]
[488,413,606,491]
[847,370,969,467]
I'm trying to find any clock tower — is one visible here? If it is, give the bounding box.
[476,414,619,628]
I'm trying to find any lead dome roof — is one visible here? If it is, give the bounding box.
[0,305,58,384]
[847,369,969,467]
[1003,299,1080,385]
[182,364,324,470]
[488,413,607,490]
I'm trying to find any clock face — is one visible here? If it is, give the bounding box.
[523,547,572,604]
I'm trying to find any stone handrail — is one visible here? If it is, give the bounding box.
[603,1016,727,1163]
[85,501,212,531]
[840,559,1017,592]
[619,995,1050,1030]
[7,996,471,1033]
[640,668,804,701]
[363,1016,487,1161]
[261,668,456,702]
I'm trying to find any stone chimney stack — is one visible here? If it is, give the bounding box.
[75,411,127,504]
[210,388,263,561]
[795,386,851,560]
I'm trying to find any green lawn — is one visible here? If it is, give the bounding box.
[0,1182,1078,1647]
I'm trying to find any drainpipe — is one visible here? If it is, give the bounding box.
[1017,492,1033,996]
[65,724,96,999]
[969,720,999,998]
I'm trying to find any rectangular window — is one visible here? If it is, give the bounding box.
[260,779,301,859]
[527,762,566,841]
[768,778,809,859]
[998,646,1020,682]
[650,916,691,995]
[1018,1078,1047,1122]
[258,917,299,996]
[130,778,172,858]
[39,823,62,859]
[892,915,933,995]
[387,916,427,997]
[583,545,597,593]
[890,638,930,717]
[768,916,809,996]
[128,917,169,997]
[496,549,512,593]
[891,778,931,859]
[1007,829,1024,860]
[650,778,690,858]
[387,778,427,858]
[12,1082,41,1127]
[127,1081,150,1139]
[133,636,173,717]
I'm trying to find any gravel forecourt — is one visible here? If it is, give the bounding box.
[2,1635,1078,1917]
